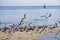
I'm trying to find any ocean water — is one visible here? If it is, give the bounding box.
[0,6,60,27]
[0,6,60,10]
[39,32,60,40]
[0,6,60,40]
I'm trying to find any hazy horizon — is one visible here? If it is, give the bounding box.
[0,0,60,6]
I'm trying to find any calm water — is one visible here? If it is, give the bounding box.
[0,6,60,40]
[0,6,60,10]
[0,6,60,27]
[40,32,60,40]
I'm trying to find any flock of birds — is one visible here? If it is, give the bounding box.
[0,24,59,34]
[0,10,60,35]
[0,14,60,35]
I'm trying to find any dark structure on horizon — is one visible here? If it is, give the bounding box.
[43,4,46,8]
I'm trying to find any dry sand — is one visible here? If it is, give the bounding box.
[0,27,60,40]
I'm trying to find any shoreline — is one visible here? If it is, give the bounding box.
[0,14,60,40]
[0,26,60,40]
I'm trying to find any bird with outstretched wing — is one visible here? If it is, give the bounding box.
[40,13,51,19]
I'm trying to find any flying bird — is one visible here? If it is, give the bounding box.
[40,13,51,19]
[24,14,26,18]
[48,13,51,17]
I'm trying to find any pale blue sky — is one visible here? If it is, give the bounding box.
[0,0,60,6]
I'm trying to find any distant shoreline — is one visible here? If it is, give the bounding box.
[0,6,60,10]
